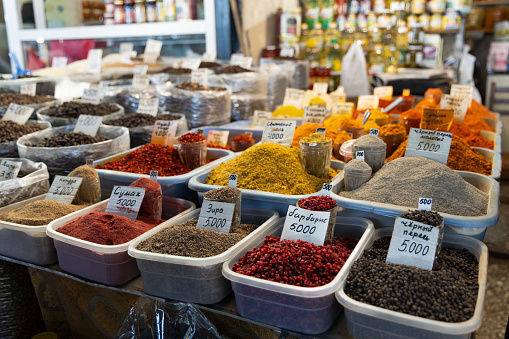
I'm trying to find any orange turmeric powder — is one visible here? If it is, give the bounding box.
[415,98,439,109]
[470,99,495,119]
[449,120,494,149]
[399,108,422,120]
[324,115,362,130]
[333,130,352,145]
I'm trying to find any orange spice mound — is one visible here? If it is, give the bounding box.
[324,115,362,131]
[470,99,495,119]
[463,108,495,132]
[292,123,338,147]
[333,130,352,145]
[380,124,406,136]
[449,121,494,149]
[415,98,439,109]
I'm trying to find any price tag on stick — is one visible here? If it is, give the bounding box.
[207,130,229,147]
[138,98,159,116]
[82,88,101,104]
[313,82,328,94]
[52,57,68,69]
[191,69,209,87]
[252,110,272,127]
[20,82,36,96]
[440,94,469,124]
[151,120,177,146]
[386,217,440,270]
[261,119,297,147]
[105,186,146,222]
[281,206,331,246]
[316,183,333,196]
[86,159,94,167]
[2,103,34,124]
[45,176,83,204]
[405,128,452,165]
[355,151,365,161]
[150,171,158,181]
[74,115,102,137]
[450,84,473,107]
[87,49,103,74]
[0,160,22,181]
[143,39,163,64]
[132,74,150,89]
[418,197,432,211]
[229,174,237,188]
[316,127,326,136]
[197,200,235,234]
[303,106,326,125]
[369,128,379,136]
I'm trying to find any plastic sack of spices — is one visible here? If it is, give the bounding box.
[260,63,292,112]
[36,102,125,127]
[17,125,130,176]
[211,68,268,95]
[0,158,50,208]
[231,93,267,121]
[260,58,309,90]
[118,298,225,339]
[102,79,158,114]
[0,120,51,158]
[341,44,369,97]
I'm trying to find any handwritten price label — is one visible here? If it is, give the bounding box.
[0,160,22,181]
[450,84,473,107]
[119,42,134,54]
[357,95,379,111]
[191,69,209,87]
[405,128,452,165]
[230,54,252,69]
[207,130,229,147]
[150,170,158,181]
[355,150,365,161]
[261,119,297,146]
[313,82,328,94]
[418,197,433,211]
[303,106,326,125]
[132,74,150,89]
[151,120,178,146]
[87,49,103,74]
[282,88,305,109]
[332,102,354,116]
[440,94,469,124]
[74,115,102,137]
[281,206,331,246]
[82,88,101,104]
[316,183,333,196]
[133,65,148,75]
[181,58,202,70]
[420,108,454,131]
[143,39,162,64]
[105,186,146,222]
[138,98,159,116]
[20,82,36,96]
[52,56,68,69]
[373,86,393,101]
[2,103,34,124]
[45,176,83,204]
[228,174,237,188]
[252,110,272,127]
[202,52,216,62]
[316,127,326,136]
[197,200,235,234]
[369,128,380,137]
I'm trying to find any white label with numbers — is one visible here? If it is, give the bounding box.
[151,120,178,146]
[261,119,297,146]
[332,102,354,116]
[181,59,202,70]
[86,159,94,166]
[355,151,365,161]
[252,110,272,127]
[230,53,244,64]
[440,94,469,124]
[197,201,235,234]
[2,103,34,124]
[202,52,216,62]
[143,39,162,64]
[0,160,22,181]
[150,171,158,181]
[357,95,379,110]
[82,88,101,104]
[313,82,328,94]
[132,74,150,89]
[316,128,326,136]
[282,88,305,109]
[207,130,229,147]
[303,106,326,125]
[450,85,473,107]
[281,206,330,246]
[386,217,439,270]
[405,128,452,165]
[52,57,68,69]
[134,65,148,75]
[119,42,134,54]
[228,174,237,188]
[369,128,379,136]
[373,86,393,101]
[87,49,103,74]
[418,197,433,211]
[74,115,102,137]
[191,69,208,87]
[20,82,36,96]
[45,176,83,204]
[138,98,159,116]
[316,183,333,196]
[105,186,146,222]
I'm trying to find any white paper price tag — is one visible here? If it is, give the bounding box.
[207,130,229,147]
[280,47,295,57]
[316,127,326,136]
[132,74,150,89]
[313,82,328,94]
[197,201,235,234]
[281,206,330,246]
[332,102,354,116]
[355,151,365,161]
[405,128,453,165]
[181,58,202,70]
[450,84,473,107]
[418,197,433,211]
[282,88,305,109]
[230,53,244,64]
[86,159,94,167]
[20,82,36,96]
[228,174,237,188]
[386,217,440,270]
[138,98,159,116]
[45,176,83,205]
[105,186,146,222]
[252,110,272,127]
[143,39,162,64]
[191,69,208,87]
[230,56,252,69]
[369,128,380,136]
[133,65,148,75]
[440,94,468,124]
[150,170,158,181]
[357,95,379,110]
[119,42,134,54]
[81,88,101,104]
[373,86,393,101]
[303,106,326,125]
[262,119,297,147]
[52,56,68,69]
[87,49,103,74]
[2,103,34,124]
[74,115,102,137]
[316,183,333,196]
[202,52,216,62]
[151,120,178,145]
[0,160,22,181]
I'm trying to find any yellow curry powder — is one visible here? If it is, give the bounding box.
[272,105,304,117]
[300,133,332,143]
[324,115,362,130]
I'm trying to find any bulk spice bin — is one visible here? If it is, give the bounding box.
[36,102,125,127]
[128,208,279,304]
[188,126,263,149]
[222,217,374,334]
[471,147,502,180]
[336,228,488,339]
[0,120,51,158]
[46,196,195,286]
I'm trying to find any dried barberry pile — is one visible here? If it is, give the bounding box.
[298,195,337,211]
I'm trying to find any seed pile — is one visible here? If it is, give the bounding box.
[0,121,46,143]
[215,65,253,74]
[37,132,109,147]
[43,102,118,118]
[136,219,259,257]
[400,209,443,227]
[233,236,358,287]
[203,187,240,200]
[105,113,180,127]
[0,93,54,106]
[175,82,226,91]
[344,237,479,322]
[0,200,87,226]
[340,157,488,216]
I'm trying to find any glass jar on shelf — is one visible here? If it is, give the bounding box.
[114,0,125,24]
[134,0,146,23]
[146,0,157,22]
[124,0,135,24]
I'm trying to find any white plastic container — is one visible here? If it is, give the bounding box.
[480,131,501,153]
[471,147,501,180]
[0,195,57,265]
[483,113,502,135]
[128,208,279,304]
[336,228,488,339]
[94,148,234,200]
[333,171,499,241]
[188,160,345,215]
[222,217,374,335]
[46,196,195,285]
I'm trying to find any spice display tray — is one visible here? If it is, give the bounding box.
[222,216,374,335]
[221,117,303,130]
[471,147,501,180]
[187,126,263,150]
[480,131,501,153]
[188,158,345,215]
[0,195,57,265]
[94,148,234,201]
[336,228,488,339]
[483,113,502,135]
[332,171,499,240]
[46,196,196,286]
[128,208,279,304]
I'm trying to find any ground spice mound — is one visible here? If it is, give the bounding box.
[449,120,494,149]
[386,135,492,176]
[205,143,331,195]
[96,143,191,176]
[463,104,495,132]
[324,115,361,130]
[136,219,258,257]
[379,124,406,136]
[345,237,479,322]
[57,212,164,245]
[470,99,495,119]
[0,200,87,226]
[292,123,338,147]
[341,156,488,216]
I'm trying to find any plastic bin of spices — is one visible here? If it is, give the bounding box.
[128,208,279,304]
[46,196,196,285]
[222,217,374,335]
[336,228,488,339]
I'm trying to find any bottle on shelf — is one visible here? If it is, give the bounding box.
[146,0,157,22]
[82,0,91,21]
[368,44,385,74]
[114,0,125,24]
[324,21,341,46]
[309,22,325,50]
[340,27,355,54]
[322,38,343,71]
[125,0,135,24]
[320,0,335,29]
[300,38,322,69]
[156,0,165,21]
[306,0,320,27]
[384,45,400,72]
[349,0,360,15]
[300,23,310,52]
[164,0,176,21]
[134,0,146,23]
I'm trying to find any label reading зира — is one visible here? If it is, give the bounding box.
[2,103,34,125]
[405,128,452,165]
[261,119,297,147]
[74,115,102,137]
[197,200,235,234]
[45,175,83,205]
[151,120,178,146]
[281,206,330,246]
[0,160,22,181]
[138,98,159,116]
[105,186,146,222]
[207,130,229,147]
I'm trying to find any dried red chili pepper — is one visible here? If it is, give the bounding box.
[207,143,232,150]
[298,196,337,211]
[178,132,206,143]
[232,133,255,143]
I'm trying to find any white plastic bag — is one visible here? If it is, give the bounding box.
[458,46,482,103]
[341,44,370,97]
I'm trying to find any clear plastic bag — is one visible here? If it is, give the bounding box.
[17,125,130,176]
[118,298,225,339]
[102,80,158,114]
[260,63,292,111]
[0,158,50,208]
[37,102,125,127]
[0,121,51,158]
[261,58,309,90]
[341,44,370,97]
[212,71,268,94]
[149,73,191,85]
[231,93,267,121]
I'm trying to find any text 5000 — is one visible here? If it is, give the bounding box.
[204,217,227,228]
[398,240,430,256]
[416,142,440,152]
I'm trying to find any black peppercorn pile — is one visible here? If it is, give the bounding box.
[105,113,180,128]
[38,132,109,147]
[0,121,47,143]
[44,102,119,118]
[214,65,254,74]
[344,237,479,323]
[175,82,226,92]
[0,93,54,106]
[400,210,444,227]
